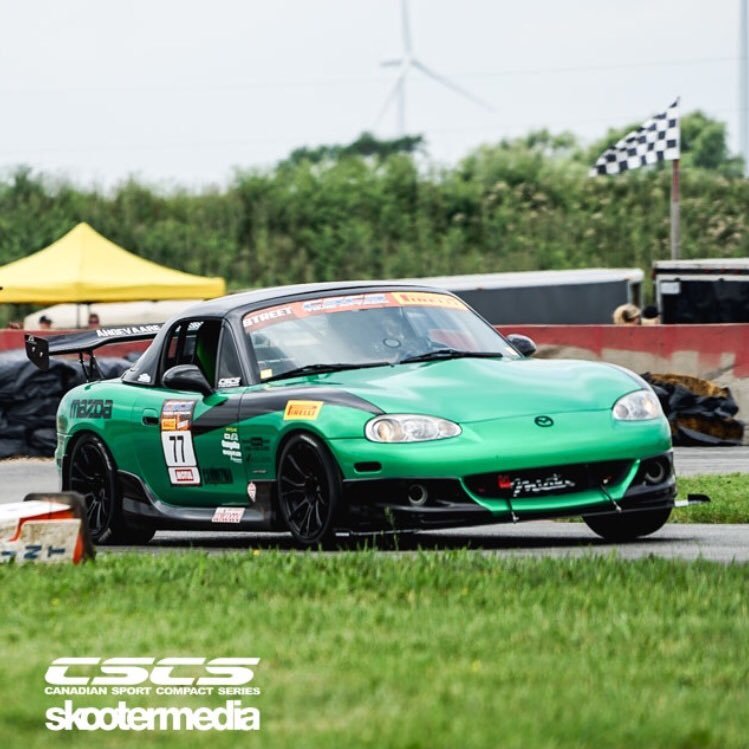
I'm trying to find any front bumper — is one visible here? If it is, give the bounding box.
[339,452,685,531]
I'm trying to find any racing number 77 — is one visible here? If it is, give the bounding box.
[168,434,186,464]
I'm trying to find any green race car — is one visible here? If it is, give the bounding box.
[25,282,699,547]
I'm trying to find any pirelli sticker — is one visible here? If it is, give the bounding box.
[160,400,201,486]
[390,291,467,310]
[283,400,323,421]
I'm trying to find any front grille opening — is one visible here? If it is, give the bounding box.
[633,456,673,486]
[465,460,631,500]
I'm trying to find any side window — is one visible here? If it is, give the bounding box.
[161,320,221,384]
[163,323,188,373]
[216,327,244,388]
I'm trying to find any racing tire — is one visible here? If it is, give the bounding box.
[66,434,155,545]
[583,507,672,541]
[277,433,341,548]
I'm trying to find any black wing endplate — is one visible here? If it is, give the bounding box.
[25,324,163,373]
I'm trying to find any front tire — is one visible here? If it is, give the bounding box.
[67,434,155,545]
[277,433,341,548]
[583,508,672,541]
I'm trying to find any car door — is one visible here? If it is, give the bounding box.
[132,319,245,507]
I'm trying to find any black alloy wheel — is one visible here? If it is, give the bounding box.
[277,433,341,547]
[67,434,154,545]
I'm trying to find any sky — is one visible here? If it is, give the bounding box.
[0,0,740,188]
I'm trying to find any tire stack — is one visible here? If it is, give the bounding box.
[643,372,745,446]
[0,352,131,459]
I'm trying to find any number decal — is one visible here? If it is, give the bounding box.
[160,400,201,485]
[161,433,195,468]
[169,434,186,464]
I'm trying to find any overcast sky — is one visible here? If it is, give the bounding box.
[0,0,740,188]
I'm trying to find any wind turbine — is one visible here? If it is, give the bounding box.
[375,0,494,135]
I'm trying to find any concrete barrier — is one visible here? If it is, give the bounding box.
[499,324,749,420]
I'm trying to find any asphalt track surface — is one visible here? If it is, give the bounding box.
[2,448,748,562]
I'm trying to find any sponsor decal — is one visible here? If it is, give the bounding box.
[247,482,257,502]
[160,401,193,431]
[300,293,388,313]
[95,324,162,339]
[248,436,270,451]
[221,428,242,464]
[212,507,244,524]
[391,291,467,309]
[168,467,200,485]
[283,400,323,420]
[160,400,200,486]
[203,468,233,485]
[243,306,292,329]
[498,472,576,498]
[69,399,113,420]
[242,291,467,332]
[218,377,241,388]
[43,657,261,732]
[241,436,271,468]
[137,372,151,383]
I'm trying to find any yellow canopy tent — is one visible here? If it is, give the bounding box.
[0,223,225,303]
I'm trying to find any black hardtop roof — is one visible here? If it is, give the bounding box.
[180,280,451,318]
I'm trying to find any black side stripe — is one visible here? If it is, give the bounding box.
[191,388,383,436]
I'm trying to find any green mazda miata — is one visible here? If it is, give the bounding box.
[25,282,698,547]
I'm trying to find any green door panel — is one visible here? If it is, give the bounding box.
[132,389,245,507]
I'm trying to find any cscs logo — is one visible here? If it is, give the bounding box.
[45,657,259,687]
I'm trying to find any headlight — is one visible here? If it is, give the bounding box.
[365,414,462,442]
[612,390,662,421]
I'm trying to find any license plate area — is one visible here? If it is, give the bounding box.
[464,460,631,500]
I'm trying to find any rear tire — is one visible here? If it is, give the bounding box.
[67,434,155,545]
[583,508,671,541]
[277,433,341,548]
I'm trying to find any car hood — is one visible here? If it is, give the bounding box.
[277,358,643,423]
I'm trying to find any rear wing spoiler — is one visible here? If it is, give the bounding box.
[25,324,163,380]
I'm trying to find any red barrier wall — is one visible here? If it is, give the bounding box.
[497,324,749,421]
[498,324,749,377]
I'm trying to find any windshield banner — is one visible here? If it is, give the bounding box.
[243,291,466,331]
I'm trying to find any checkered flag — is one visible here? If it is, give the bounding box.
[590,99,680,176]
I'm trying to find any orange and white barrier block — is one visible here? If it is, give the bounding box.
[0,493,95,564]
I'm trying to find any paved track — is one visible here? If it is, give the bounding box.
[128,522,749,563]
[1,449,747,562]
[672,447,749,476]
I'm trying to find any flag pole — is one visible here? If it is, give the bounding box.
[670,157,680,260]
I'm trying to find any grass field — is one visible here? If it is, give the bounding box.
[1,552,747,749]
[672,473,749,523]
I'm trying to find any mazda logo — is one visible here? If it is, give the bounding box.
[534,415,554,427]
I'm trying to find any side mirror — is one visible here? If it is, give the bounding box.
[163,364,214,396]
[506,334,537,358]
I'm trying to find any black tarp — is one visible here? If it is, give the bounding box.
[0,352,131,458]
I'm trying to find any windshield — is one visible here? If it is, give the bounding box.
[242,291,520,381]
